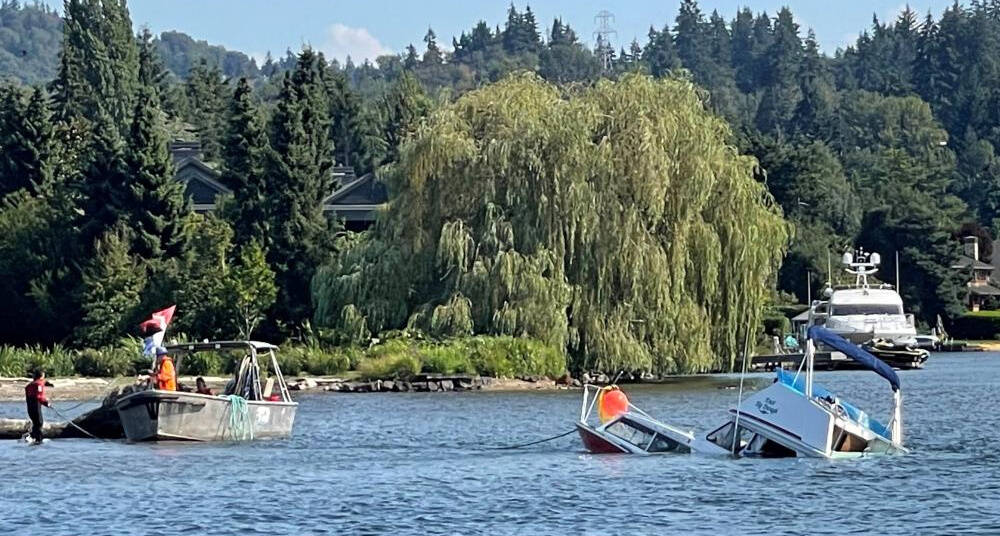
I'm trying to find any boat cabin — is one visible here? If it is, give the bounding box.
[164,340,293,402]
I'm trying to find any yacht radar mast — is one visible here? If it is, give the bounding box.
[842,248,881,290]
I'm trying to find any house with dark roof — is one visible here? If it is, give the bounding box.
[953,236,1000,311]
[170,141,231,212]
[169,142,388,230]
[321,169,388,232]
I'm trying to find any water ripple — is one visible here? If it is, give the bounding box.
[1,352,998,535]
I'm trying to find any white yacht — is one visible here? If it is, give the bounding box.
[807,250,917,347]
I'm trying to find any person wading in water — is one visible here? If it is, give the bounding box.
[24,369,51,444]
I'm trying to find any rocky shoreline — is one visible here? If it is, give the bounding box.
[0,373,577,401]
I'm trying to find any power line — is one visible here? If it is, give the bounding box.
[593,10,617,71]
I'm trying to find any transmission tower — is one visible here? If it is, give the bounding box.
[593,10,617,71]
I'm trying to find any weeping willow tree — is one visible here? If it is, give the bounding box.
[314,73,789,373]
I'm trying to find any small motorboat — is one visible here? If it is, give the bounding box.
[575,384,729,455]
[701,326,906,459]
[116,341,297,442]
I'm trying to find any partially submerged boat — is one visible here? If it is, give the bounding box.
[703,326,906,459]
[116,341,297,442]
[575,384,728,455]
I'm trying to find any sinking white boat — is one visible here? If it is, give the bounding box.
[116,341,297,442]
[702,326,906,459]
[575,384,729,455]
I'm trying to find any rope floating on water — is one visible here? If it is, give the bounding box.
[487,429,576,450]
[225,395,254,441]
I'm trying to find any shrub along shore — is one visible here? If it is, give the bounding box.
[0,336,567,383]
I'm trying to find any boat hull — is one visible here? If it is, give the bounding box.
[576,422,628,454]
[115,390,297,442]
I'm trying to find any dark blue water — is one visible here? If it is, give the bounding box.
[2,352,998,535]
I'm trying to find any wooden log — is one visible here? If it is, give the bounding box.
[0,418,70,440]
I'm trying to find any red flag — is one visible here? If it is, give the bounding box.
[139,305,175,335]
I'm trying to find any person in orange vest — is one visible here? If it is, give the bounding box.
[154,347,177,391]
[24,369,51,444]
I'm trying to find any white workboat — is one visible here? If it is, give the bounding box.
[701,326,906,459]
[116,341,297,442]
[575,384,729,455]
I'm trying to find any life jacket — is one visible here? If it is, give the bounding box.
[156,357,177,391]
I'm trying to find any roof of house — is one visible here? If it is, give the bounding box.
[969,284,1000,296]
[322,173,387,222]
[953,255,995,271]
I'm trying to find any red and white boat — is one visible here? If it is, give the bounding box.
[575,384,728,455]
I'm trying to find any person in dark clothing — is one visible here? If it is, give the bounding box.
[24,369,50,444]
[195,377,214,396]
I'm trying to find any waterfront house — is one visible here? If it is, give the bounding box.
[952,236,1000,311]
[169,141,387,230]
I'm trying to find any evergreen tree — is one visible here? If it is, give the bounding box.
[422,28,443,65]
[52,0,138,133]
[540,19,600,83]
[403,44,419,70]
[326,69,381,173]
[221,77,271,246]
[674,0,710,73]
[137,27,169,101]
[376,71,431,166]
[731,8,757,92]
[264,48,336,326]
[74,224,146,347]
[185,59,227,161]
[755,8,803,134]
[79,110,130,243]
[793,31,837,139]
[0,86,54,197]
[124,84,189,260]
[643,25,680,78]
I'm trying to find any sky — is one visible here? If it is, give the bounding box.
[126,1,959,65]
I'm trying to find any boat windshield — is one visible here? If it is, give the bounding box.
[605,418,681,453]
[831,304,902,316]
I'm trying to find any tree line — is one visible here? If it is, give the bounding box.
[0,0,996,373]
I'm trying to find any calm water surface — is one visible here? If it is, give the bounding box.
[1,352,999,535]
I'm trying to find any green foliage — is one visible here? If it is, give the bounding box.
[0,344,75,377]
[0,86,54,198]
[177,351,224,376]
[73,346,135,377]
[225,240,278,339]
[220,77,271,245]
[315,73,789,374]
[184,59,227,162]
[357,352,422,380]
[74,225,146,348]
[950,311,1000,340]
[125,83,189,259]
[264,48,337,327]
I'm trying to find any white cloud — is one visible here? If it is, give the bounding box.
[320,23,393,64]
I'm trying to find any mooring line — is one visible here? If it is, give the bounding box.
[486,429,576,450]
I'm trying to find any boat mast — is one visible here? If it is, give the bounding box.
[895,250,900,292]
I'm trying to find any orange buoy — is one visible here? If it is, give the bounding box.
[597,387,629,423]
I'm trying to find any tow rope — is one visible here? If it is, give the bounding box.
[486,429,575,450]
[225,395,254,441]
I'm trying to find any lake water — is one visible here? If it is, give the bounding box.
[1,352,999,535]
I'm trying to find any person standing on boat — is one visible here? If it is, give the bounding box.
[24,369,50,443]
[154,347,177,391]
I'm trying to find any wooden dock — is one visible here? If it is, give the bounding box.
[752,349,927,371]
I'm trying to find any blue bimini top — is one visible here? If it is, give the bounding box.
[807,326,901,392]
